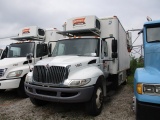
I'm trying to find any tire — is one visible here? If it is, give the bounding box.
[0,89,6,93]
[30,97,47,106]
[86,80,104,116]
[135,99,140,120]
[17,76,28,98]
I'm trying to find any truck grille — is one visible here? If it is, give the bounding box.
[33,66,69,84]
[0,69,5,77]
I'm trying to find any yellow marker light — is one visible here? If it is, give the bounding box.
[137,83,143,94]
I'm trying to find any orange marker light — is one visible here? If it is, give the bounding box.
[137,83,143,94]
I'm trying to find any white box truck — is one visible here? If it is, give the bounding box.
[0,26,63,97]
[25,16,132,115]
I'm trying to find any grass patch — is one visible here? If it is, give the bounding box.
[127,74,134,89]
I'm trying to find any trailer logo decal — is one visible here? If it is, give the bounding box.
[73,18,85,26]
[22,28,30,34]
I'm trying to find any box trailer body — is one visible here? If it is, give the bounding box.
[25,16,131,115]
[100,18,130,74]
[0,26,63,97]
[133,20,160,119]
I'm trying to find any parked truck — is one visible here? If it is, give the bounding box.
[0,26,62,97]
[133,20,160,119]
[25,16,132,115]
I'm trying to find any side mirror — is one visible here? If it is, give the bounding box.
[112,39,117,53]
[112,39,118,58]
[48,44,52,54]
[26,53,33,72]
[26,53,33,61]
[112,53,118,58]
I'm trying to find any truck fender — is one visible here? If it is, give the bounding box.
[69,66,104,82]
[69,66,106,94]
[6,64,33,78]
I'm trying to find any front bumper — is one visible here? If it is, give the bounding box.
[0,78,21,89]
[25,83,94,103]
[136,99,160,120]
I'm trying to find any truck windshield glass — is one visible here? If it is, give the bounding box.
[52,38,99,57]
[8,42,34,58]
[147,25,160,42]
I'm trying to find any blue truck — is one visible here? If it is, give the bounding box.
[133,20,160,119]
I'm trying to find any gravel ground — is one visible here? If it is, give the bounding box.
[0,85,135,120]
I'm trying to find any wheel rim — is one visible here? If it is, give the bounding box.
[96,87,103,109]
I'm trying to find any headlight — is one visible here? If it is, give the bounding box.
[143,84,155,94]
[7,70,23,78]
[137,83,160,95]
[69,78,91,86]
[143,84,160,95]
[155,85,160,94]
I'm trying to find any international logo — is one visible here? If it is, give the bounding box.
[46,64,50,69]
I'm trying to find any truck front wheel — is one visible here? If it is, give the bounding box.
[86,80,103,116]
[0,89,6,93]
[30,97,47,106]
[17,76,28,98]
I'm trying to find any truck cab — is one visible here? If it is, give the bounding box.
[25,16,131,115]
[133,20,160,119]
[0,26,61,97]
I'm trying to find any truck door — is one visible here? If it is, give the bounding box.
[35,43,48,63]
[101,40,109,78]
[48,41,57,55]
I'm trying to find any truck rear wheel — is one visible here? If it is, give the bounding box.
[86,80,103,116]
[30,97,47,106]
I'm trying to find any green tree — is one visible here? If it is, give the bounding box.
[130,56,144,75]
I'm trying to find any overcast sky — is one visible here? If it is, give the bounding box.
[0,0,159,56]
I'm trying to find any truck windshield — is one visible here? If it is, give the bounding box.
[8,42,34,58]
[147,25,160,42]
[52,38,99,57]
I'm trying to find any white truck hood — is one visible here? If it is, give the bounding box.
[36,56,98,70]
[0,58,27,67]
